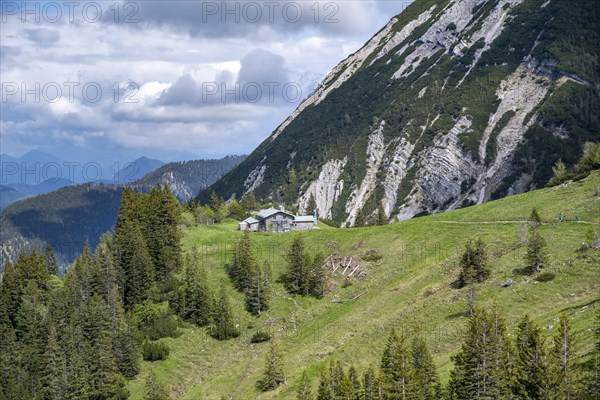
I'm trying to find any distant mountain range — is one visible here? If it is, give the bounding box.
[132,155,246,202]
[0,155,245,271]
[0,152,165,210]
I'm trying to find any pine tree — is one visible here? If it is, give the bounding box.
[513,314,549,399]
[115,217,155,308]
[258,341,285,391]
[235,232,257,292]
[549,313,583,399]
[210,282,239,340]
[529,208,542,229]
[297,371,313,400]
[240,191,259,212]
[309,252,327,299]
[347,365,362,399]
[15,280,48,396]
[45,245,59,276]
[307,193,318,215]
[354,208,366,227]
[448,307,514,399]
[376,201,387,226]
[362,366,382,400]
[285,237,310,294]
[380,329,414,399]
[144,370,170,400]
[79,294,121,399]
[411,331,440,399]
[246,261,270,315]
[115,318,139,379]
[525,229,547,274]
[42,324,67,400]
[317,367,333,400]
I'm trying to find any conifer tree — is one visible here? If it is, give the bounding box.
[309,252,327,299]
[513,314,549,399]
[347,365,362,399]
[525,229,547,274]
[246,261,270,315]
[549,313,582,399]
[285,237,309,294]
[115,318,139,379]
[42,324,67,400]
[448,307,514,399]
[234,232,257,292]
[241,191,259,212]
[79,294,121,399]
[411,331,440,399]
[210,282,239,340]
[297,371,313,400]
[362,366,382,400]
[144,370,170,400]
[529,208,542,229]
[45,245,59,276]
[376,201,387,226]
[115,218,155,308]
[354,208,366,227]
[317,367,333,400]
[380,329,414,399]
[258,341,285,391]
[178,250,213,326]
[307,193,318,215]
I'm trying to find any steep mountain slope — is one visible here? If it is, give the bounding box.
[133,155,246,202]
[128,171,599,399]
[202,0,599,227]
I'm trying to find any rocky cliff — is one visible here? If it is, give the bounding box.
[201,0,599,226]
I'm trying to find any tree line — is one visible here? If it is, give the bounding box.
[286,307,600,399]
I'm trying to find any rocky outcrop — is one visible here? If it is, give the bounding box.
[204,0,597,227]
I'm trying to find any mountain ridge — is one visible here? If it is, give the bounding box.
[200,0,599,227]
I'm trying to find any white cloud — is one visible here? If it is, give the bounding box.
[0,1,411,162]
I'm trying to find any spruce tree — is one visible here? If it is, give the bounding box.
[115,318,140,379]
[411,331,440,399]
[297,371,313,400]
[258,341,285,391]
[210,282,239,340]
[144,370,170,400]
[246,262,270,315]
[513,314,549,399]
[235,232,257,292]
[354,208,366,227]
[285,237,309,294]
[45,245,59,276]
[307,193,318,215]
[380,329,414,399]
[309,252,327,299]
[376,201,387,226]
[362,366,382,400]
[549,313,583,399]
[240,191,259,212]
[529,208,542,229]
[525,229,547,274]
[448,307,513,399]
[317,367,333,400]
[42,324,67,400]
[115,218,155,308]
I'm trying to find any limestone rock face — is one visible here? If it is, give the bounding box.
[202,0,598,225]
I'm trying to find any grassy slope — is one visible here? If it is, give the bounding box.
[127,172,600,399]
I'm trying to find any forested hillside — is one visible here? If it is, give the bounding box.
[2,169,598,399]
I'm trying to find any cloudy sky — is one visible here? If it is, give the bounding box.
[1,1,412,165]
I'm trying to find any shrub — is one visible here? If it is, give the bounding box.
[145,314,182,340]
[250,331,272,343]
[142,340,170,361]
